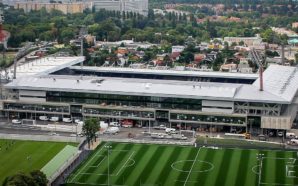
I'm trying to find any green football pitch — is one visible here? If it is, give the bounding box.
[67,142,298,186]
[0,139,73,184]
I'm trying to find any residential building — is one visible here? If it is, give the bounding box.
[13,1,92,14]
[93,0,148,16]
[224,36,262,47]
[292,22,298,29]
[172,46,185,53]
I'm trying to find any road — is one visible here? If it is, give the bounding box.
[0,122,74,136]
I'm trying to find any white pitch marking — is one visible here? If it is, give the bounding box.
[70,143,108,183]
[116,151,135,176]
[183,148,201,186]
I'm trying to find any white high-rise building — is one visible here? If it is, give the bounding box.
[93,0,148,16]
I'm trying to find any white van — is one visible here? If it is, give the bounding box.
[165,128,176,133]
[39,116,49,121]
[50,117,59,122]
[286,132,296,139]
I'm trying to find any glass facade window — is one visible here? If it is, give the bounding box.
[170,113,246,125]
[84,108,154,119]
[4,103,69,113]
[46,91,202,111]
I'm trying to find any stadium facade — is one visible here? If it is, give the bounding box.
[0,56,297,134]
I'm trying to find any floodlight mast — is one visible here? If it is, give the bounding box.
[250,48,265,91]
[105,145,112,186]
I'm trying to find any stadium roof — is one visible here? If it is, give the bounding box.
[253,65,298,102]
[69,66,259,80]
[1,56,84,80]
[5,64,298,104]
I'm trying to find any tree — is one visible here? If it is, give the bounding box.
[30,170,48,186]
[82,118,100,148]
[3,170,47,186]
[295,53,298,64]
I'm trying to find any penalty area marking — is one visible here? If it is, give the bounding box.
[90,156,106,168]
[124,159,135,168]
[252,165,260,175]
[115,151,135,176]
[69,142,108,182]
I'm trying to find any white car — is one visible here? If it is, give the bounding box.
[110,122,120,127]
[12,119,21,124]
[75,119,84,125]
[63,118,72,123]
[104,127,120,134]
[50,117,59,122]
[49,132,59,136]
[39,116,49,121]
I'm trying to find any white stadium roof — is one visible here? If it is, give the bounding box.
[253,65,298,102]
[6,66,298,104]
[4,64,298,104]
[1,56,84,79]
[69,66,259,80]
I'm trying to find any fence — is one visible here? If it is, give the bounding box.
[0,133,83,143]
[51,149,91,186]
[100,137,196,146]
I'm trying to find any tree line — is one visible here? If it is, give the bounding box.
[0,3,295,48]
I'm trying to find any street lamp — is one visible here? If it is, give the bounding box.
[104,145,112,186]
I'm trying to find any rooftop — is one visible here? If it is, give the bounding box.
[69,66,259,80]
[4,63,298,104]
[0,56,84,80]
[253,65,298,102]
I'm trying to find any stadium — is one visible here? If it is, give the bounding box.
[0,56,297,135]
[0,56,297,185]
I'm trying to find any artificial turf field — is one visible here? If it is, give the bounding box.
[0,139,72,184]
[67,142,298,186]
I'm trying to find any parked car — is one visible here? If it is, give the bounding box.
[104,127,120,134]
[258,134,267,141]
[62,118,72,123]
[50,117,59,122]
[288,139,298,146]
[75,119,84,125]
[49,132,59,136]
[110,122,120,127]
[12,119,21,124]
[286,132,296,139]
[153,125,166,130]
[277,131,284,137]
[39,116,49,121]
[165,128,176,133]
